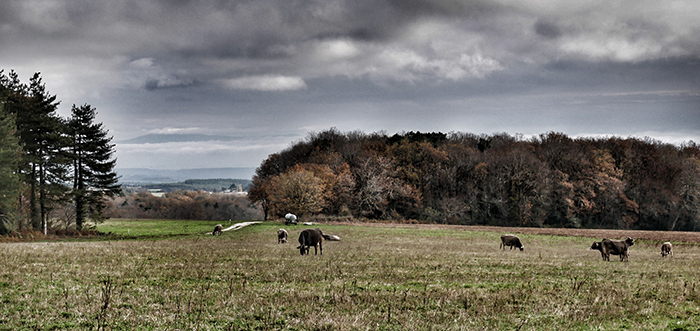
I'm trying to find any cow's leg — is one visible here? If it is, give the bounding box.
[320,241,323,255]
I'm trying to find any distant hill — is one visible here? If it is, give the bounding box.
[117,167,256,183]
[133,178,253,193]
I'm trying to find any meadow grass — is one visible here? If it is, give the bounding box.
[95,219,231,237]
[1,221,699,330]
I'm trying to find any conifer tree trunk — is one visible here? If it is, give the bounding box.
[30,164,40,231]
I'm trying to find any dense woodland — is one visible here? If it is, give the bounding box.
[249,129,700,231]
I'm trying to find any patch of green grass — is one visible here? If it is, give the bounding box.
[97,218,236,237]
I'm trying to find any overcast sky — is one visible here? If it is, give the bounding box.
[2,0,699,171]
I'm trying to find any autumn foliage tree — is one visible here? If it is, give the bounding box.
[249,128,700,231]
[268,165,325,218]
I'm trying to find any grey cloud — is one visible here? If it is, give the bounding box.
[387,0,502,19]
[534,20,562,39]
[8,0,697,82]
[116,133,238,144]
[122,58,195,91]
[3,0,699,170]
[143,77,195,91]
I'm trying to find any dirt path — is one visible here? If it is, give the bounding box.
[222,221,261,232]
[208,221,261,235]
[323,221,700,243]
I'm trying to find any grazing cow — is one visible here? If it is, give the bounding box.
[661,242,673,258]
[277,229,288,243]
[285,213,298,225]
[297,228,324,255]
[500,234,524,251]
[591,239,628,261]
[213,224,223,236]
[601,237,635,262]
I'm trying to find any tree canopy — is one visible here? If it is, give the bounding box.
[250,128,700,230]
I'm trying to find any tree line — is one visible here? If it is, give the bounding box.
[129,179,253,194]
[105,190,262,221]
[0,70,120,235]
[249,128,700,231]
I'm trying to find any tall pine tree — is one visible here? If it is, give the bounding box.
[69,104,121,230]
[0,84,22,235]
[2,71,70,232]
[27,73,70,232]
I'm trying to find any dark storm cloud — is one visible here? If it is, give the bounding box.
[2,0,699,170]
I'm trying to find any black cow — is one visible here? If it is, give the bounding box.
[500,234,524,251]
[661,242,673,258]
[601,237,635,262]
[278,229,288,243]
[297,228,324,255]
[212,224,223,236]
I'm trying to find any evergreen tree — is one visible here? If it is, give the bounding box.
[0,86,22,235]
[2,71,70,232]
[28,73,70,232]
[69,104,121,230]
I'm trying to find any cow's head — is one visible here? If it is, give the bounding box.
[518,245,524,251]
[590,242,602,250]
[625,237,635,246]
[297,245,307,255]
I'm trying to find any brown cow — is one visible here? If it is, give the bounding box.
[297,228,324,255]
[212,224,223,236]
[500,234,524,251]
[277,229,288,243]
[661,242,673,258]
[601,237,635,262]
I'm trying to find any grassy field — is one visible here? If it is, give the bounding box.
[1,220,699,330]
[96,219,235,237]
